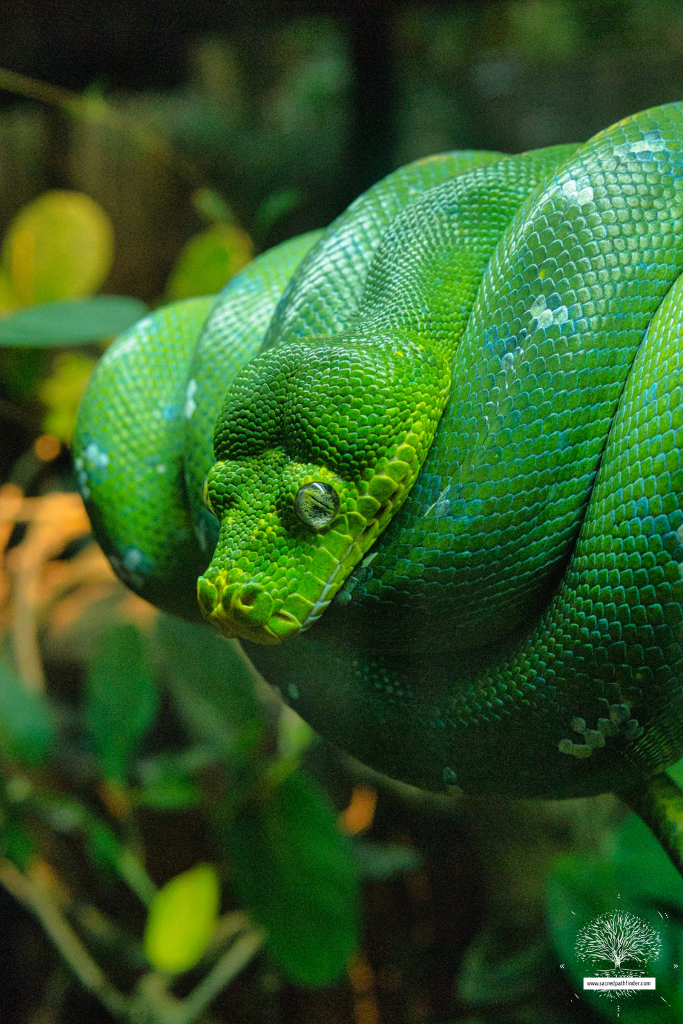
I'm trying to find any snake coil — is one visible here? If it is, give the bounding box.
[76,100,683,868]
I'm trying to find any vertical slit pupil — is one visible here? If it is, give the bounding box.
[295,482,340,528]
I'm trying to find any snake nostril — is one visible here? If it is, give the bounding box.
[233,584,275,627]
[220,582,240,612]
[239,582,263,607]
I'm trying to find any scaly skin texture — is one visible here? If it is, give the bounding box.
[75,105,683,875]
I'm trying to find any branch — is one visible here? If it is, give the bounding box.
[0,66,203,190]
[177,927,265,1024]
[135,926,265,1024]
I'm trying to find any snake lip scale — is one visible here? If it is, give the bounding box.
[75,100,683,875]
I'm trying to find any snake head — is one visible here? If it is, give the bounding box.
[196,336,450,643]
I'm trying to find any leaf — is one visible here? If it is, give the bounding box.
[84,816,156,905]
[132,779,201,810]
[0,296,149,347]
[191,187,236,226]
[38,351,97,442]
[144,863,220,973]
[252,188,303,242]
[0,268,19,316]
[136,746,220,787]
[164,224,254,301]
[224,769,359,986]
[0,658,55,764]
[2,812,35,870]
[154,616,262,757]
[547,812,683,1021]
[85,623,158,785]
[32,794,86,833]
[278,703,315,759]
[2,190,114,305]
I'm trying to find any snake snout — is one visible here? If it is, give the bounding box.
[197,575,301,644]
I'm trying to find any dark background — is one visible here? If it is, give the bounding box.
[1,0,683,289]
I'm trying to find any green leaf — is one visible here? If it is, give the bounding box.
[252,188,303,242]
[547,812,683,1022]
[154,616,262,757]
[191,187,236,226]
[224,769,359,986]
[32,793,86,833]
[0,296,149,347]
[85,623,158,784]
[84,816,156,906]
[667,754,683,789]
[2,190,114,305]
[132,779,201,810]
[0,658,54,764]
[164,224,254,301]
[38,350,97,442]
[2,812,35,870]
[278,703,315,759]
[144,863,220,973]
[136,746,220,787]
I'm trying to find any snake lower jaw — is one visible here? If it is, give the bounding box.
[210,608,299,645]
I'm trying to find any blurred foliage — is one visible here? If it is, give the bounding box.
[395,0,683,164]
[0,298,148,350]
[144,863,220,973]
[0,479,372,1022]
[38,352,97,442]
[0,188,147,450]
[0,657,54,764]
[1,190,113,308]
[85,622,158,786]
[164,223,254,302]
[224,768,359,987]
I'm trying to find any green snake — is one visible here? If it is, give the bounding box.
[75,100,683,869]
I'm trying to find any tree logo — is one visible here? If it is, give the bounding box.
[575,911,661,998]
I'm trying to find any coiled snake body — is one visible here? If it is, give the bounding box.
[75,101,683,863]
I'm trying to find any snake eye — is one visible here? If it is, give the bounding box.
[294,481,340,529]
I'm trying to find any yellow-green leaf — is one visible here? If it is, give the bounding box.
[165,224,254,301]
[191,187,236,226]
[2,190,114,305]
[0,267,20,316]
[144,863,220,973]
[38,351,97,442]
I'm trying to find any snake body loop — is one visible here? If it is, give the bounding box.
[76,102,683,824]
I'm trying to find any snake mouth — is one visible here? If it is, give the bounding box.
[196,515,377,645]
[196,576,296,644]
